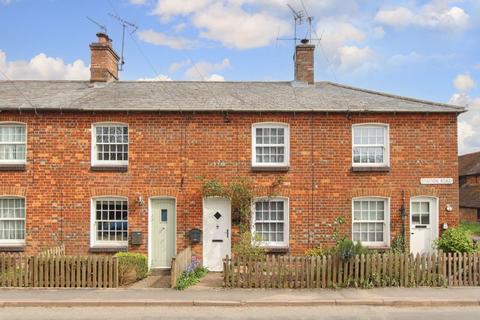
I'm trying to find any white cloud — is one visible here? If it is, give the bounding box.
[375,7,415,29]
[137,74,172,81]
[173,23,187,33]
[0,0,12,5]
[453,73,475,92]
[372,26,386,39]
[184,58,230,80]
[152,0,213,21]
[169,59,191,74]
[130,0,148,5]
[192,2,290,49]
[205,74,225,81]
[449,73,480,154]
[316,21,374,71]
[375,1,470,32]
[337,46,374,71]
[138,29,195,49]
[0,49,89,80]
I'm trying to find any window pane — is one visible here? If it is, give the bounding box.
[94,125,128,163]
[253,200,286,244]
[94,199,128,243]
[0,198,25,241]
[352,199,386,244]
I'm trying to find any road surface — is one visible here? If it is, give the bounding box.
[0,306,479,320]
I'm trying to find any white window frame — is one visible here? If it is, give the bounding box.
[0,122,27,165]
[0,196,26,246]
[251,197,289,248]
[91,122,129,167]
[352,123,389,167]
[251,123,290,167]
[90,196,128,248]
[352,197,390,248]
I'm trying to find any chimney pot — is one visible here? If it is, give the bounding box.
[294,43,315,85]
[90,33,120,82]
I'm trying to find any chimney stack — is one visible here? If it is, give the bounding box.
[90,32,120,82]
[294,39,315,85]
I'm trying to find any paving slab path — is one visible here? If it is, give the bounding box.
[0,287,479,308]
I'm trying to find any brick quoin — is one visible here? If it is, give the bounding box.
[0,110,459,257]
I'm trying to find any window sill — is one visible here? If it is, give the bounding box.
[0,163,26,171]
[90,165,128,172]
[351,166,390,173]
[251,166,289,172]
[262,246,289,253]
[0,245,25,252]
[89,246,128,253]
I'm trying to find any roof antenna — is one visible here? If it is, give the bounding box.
[277,4,319,59]
[109,13,138,71]
[87,16,107,34]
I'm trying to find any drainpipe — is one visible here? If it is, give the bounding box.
[400,190,406,252]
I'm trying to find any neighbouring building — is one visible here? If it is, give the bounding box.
[0,33,464,271]
[459,151,480,222]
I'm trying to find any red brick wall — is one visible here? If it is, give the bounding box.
[465,175,480,186]
[0,111,459,256]
[460,207,479,222]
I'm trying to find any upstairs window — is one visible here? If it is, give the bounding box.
[91,197,128,247]
[352,124,389,167]
[252,198,289,247]
[252,123,289,167]
[0,123,26,164]
[0,197,26,245]
[92,123,128,166]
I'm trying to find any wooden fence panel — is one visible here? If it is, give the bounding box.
[0,253,117,288]
[223,252,480,289]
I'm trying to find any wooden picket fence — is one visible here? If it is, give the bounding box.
[170,246,192,288]
[224,252,480,288]
[38,245,65,258]
[0,253,118,288]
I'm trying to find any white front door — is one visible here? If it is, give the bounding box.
[150,198,176,268]
[203,197,231,271]
[410,197,438,255]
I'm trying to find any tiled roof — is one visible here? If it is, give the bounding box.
[0,80,465,113]
[459,151,480,177]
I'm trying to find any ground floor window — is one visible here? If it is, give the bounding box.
[352,197,389,247]
[0,197,25,244]
[91,197,128,247]
[252,198,289,247]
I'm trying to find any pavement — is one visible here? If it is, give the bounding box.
[0,287,479,308]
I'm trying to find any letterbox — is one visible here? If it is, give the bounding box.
[131,231,142,245]
[188,228,202,243]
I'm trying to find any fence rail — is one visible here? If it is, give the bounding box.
[224,252,480,288]
[170,246,192,288]
[1,253,118,288]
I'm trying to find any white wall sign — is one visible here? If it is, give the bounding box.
[420,178,453,185]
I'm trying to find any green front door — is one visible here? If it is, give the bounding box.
[151,198,176,268]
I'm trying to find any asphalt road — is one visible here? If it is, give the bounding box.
[0,306,479,320]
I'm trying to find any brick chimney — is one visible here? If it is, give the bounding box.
[90,32,120,82]
[294,39,315,85]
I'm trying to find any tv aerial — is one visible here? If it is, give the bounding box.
[109,13,138,71]
[278,4,318,45]
[87,16,107,34]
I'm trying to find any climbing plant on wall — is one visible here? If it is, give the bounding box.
[200,176,284,258]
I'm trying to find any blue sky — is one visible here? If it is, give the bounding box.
[0,0,479,154]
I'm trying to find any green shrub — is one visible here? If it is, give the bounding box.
[435,227,479,253]
[335,239,368,261]
[305,246,332,257]
[115,252,149,285]
[175,267,208,290]
[232,232,266,259]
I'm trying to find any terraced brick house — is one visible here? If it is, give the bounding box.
[0,33,464,271]
[459,151,480,222]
